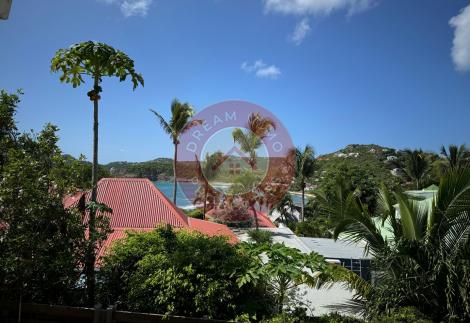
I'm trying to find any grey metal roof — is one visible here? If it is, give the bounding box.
[299,237,372,260]
[234,227,371,260]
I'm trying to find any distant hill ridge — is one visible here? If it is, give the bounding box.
[99,144,439,185]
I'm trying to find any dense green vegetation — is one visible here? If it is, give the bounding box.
[0,90,111,306]
[307,144,446,212]
[98,226,274,319]
[98,225,343,320]
[317,166,470,321]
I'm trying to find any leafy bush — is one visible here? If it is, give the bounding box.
[184,208,204,219]
[248,229,273,244]
[370,307,431,323]
[323,167,470,321]
[261,311,363,323]
[294,217,333,238]
[238,243,337,314]
[98,225,274,319]
[313,313,364,323]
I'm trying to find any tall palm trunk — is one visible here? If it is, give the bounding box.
[301,182,305,222]
[86,77,99,307]
[172,142,178,204]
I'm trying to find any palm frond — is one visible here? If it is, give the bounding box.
[149,109,172,136]
[395,192,428,241]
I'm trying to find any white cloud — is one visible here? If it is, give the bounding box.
[290,18,311,45]
[263,0,376,17]
[241,60,281,79]
[450,5,470,72]
[99,0,153,17]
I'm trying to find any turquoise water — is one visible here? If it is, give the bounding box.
[154,181,195,209]
[154,181,308,209]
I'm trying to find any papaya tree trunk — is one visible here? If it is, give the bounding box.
[173,142,178,204]
[86,76,99,307]
[301,182,305,222]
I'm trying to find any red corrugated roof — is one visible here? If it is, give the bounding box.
[205,208,276,228]
[63,178,238,261]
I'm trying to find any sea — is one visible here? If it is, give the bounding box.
[154,181,304,209]
[154,181,196,209]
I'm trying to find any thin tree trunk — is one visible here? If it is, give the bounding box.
[251,204,259,230]
[203,187,207,220]
[86,77,99,307]
[17,292,21,323]
[173,142,178,204]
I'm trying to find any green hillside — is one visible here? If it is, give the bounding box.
[104,158,173,181]
[307,144,440,210]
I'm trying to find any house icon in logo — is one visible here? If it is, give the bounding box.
[211,146,253,176]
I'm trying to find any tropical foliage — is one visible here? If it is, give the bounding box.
[320,166,470,321]
[440,144,469,170]
[98,226,274,319]
[232,112,276,170]
[238,242,336,314]
[402,149,430,189]
[0,90,110,306]
[247,229,273,244]
[293,145,316,221]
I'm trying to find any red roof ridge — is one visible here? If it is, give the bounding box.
[98,178,151,181]
[95,178,189,227]
[143,178,189,226]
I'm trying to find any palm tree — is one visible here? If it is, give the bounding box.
[193,153,220,218]
[322,167,470,321]
[440,144,469,170]
[231,171,262,229]
[273,193,298,224]
[294,145,316,221]
[232,113,276,170]
[51,41,143,306]
[403,149,430,189]
[150,99,202,204]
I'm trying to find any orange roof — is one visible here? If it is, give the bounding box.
[206,208,276,228]
[64,178,238,260]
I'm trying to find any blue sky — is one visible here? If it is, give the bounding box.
[2,0,470,163]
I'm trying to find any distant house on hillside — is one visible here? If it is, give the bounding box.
[63,178,238,261]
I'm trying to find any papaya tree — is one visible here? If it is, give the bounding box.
[50,41,144,306]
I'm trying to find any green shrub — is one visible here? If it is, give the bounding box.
[184,208,204,219]
[248,229,273,244]
[370,307,431,323]
[314,312,364,323]
[261,311,363,323]
[98,225,274,320]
